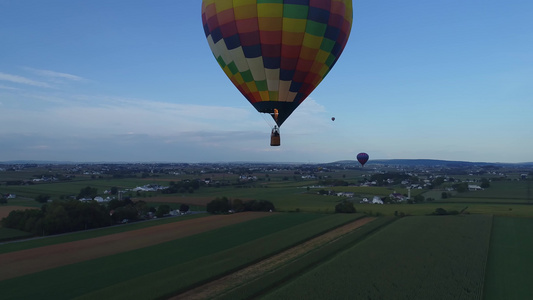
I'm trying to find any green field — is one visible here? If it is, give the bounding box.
[0,213,363,300]
[217,216,398,300]
[484,217,533,299]
[434,181,532,204]
[0,228,33,242]
[263,215,492,299]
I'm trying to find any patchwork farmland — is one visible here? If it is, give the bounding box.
[1,162,533,299]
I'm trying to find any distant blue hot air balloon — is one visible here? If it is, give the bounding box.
[357,152,369,167]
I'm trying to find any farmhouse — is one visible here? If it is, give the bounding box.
[468,185,484,191]
[336,192,354,198]
[372,196,384,204]
[389,193,405,202]
[132,184,167,192]
[239,175,257,181]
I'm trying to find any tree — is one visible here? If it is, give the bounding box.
[43,204,70,234]
[135,200,149,216]
[413,194,425,203]
[112,205,139,222]
[453,182,469,193]
[110,186,119,195]
[244,200,275,212]
[156,205,171,218]
[434,207,448,215]
[480,178,491,188]
[179,204,190,213]
[1,208,45,235]
[77,186,98,199]
[441,192,448,199]
[432,177,445,187]
[335,200,356,213]
[35,194,51,203]
[107,199,124,210]
[0,196,7,205]
[231,199,244,212]
[206,197,231,214]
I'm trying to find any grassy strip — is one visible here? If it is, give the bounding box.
[354,203,467,216]
[1,213,359,300]
[141,202,205,211]
[0,213,206,253]
[464,204,533,217]
[0,228,33,242]
[215,216,397,300]
[479,215,493,300]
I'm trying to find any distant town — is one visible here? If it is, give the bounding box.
[1,159,531,205]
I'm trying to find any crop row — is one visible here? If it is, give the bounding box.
[484,216,533,299]
[216,216,398,300]
[1,212,362,300]
[263,215,493,300]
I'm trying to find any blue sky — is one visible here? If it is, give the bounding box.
[1,0,531,163]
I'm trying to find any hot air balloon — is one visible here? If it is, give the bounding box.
[201,0,353,146]
[331,117,335,121]
[357,152,369,167]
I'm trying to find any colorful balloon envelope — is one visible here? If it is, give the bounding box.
[357,152,369,166]
[201,0,353,127]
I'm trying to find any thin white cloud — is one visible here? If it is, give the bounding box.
[28,145,51,150]
[0,90,336,147]
[23,67,85,82]
[0,90,347,162]
[0,84,19,90]
[0,72,50,88]
[0,97,260,137]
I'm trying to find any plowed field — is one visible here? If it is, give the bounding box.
[0,212,270,281]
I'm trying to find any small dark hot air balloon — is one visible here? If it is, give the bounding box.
[357,152,369,167]
[331,117,335,121]
[201,0,353,146]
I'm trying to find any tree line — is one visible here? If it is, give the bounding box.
[0,186,189,236]
[206,197,275,214]
[162,180,200,194]
[2,200,110,235]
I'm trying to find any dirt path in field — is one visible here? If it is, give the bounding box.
[0,212,270,281]
[171,217,376,300]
